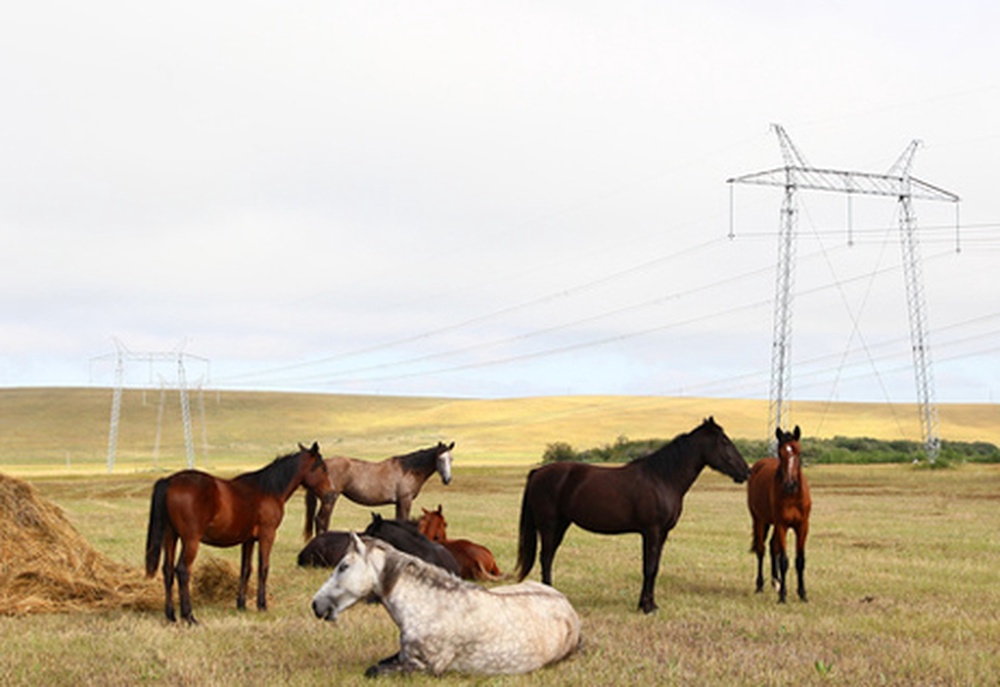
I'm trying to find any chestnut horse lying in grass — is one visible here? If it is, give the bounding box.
[417,505,502,581]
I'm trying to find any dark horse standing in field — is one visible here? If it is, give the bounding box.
[516,417,750,613]
[145,442,335,623]
[748,426,811,603]
[304,441,454,535]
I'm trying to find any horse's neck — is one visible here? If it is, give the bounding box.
[643,440,705,494]
[378,559,447,631]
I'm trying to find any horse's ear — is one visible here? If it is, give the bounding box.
[793,426,801,441]
[447,441,455,450]
[775,427,783,442]
[371,512,382,523]
[310,441,320,454]
[436,504,443,514]
[349,531,364,553]
[299,442,306,451]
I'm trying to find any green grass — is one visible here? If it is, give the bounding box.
[2,463,999,685]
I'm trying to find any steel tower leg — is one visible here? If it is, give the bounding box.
[899,194,941,461]
[768,179,797,440]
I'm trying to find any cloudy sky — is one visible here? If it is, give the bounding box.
[2,1,999,405]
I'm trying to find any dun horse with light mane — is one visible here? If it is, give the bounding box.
[311,534,580,676]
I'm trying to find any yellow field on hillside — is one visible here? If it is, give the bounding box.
[1,387,998,475]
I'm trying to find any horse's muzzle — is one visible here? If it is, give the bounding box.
[312,600,336,622]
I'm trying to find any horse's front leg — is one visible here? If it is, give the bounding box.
[638,529,668,614]
[395,495,412,521]
[256,531,276,611]
[364,651,424,678]
[770,525,789,603]
[794,523,808,602]
[238,540,254,611]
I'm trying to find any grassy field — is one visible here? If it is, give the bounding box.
[2,463,999,685]
[2,388,999,685]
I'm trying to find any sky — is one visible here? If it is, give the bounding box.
[2,1,999,407]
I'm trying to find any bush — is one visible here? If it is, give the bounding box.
[541,434,1000,465]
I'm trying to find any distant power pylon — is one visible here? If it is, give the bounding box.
[728,124,959,461]
[92,340,210,472]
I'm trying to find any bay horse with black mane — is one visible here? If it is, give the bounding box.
[748,426,811,603]
[304,441,454,535]
[145,442,335,623]
[516,417,750,614]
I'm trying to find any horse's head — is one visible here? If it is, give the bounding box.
[299,442,335,536]
[311,532,381,622]
[699,417,751,483]
[775,426,803,495]
[418,505,447,543]
[435,441,455,485]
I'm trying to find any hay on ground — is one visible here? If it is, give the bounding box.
[0,472,238,616]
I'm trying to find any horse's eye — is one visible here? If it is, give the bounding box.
[337,561,349,574]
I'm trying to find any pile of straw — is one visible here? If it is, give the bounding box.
[0,472,237,616]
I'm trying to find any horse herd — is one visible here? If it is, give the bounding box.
[143,418,812,676]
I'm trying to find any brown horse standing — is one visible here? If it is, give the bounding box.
[748,426,811,603]
[145,442,335,623]
[517,418,750,613]
[418,505,502,581]
[304,441,454,534]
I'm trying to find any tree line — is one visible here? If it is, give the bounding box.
[542,435,1000,466]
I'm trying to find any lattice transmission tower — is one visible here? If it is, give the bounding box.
[728,124,959,461]
[92,340,210,472]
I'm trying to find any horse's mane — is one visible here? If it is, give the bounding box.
[370,538,465,598]
[236,451,308,496]
[395,445,440,473]
[630,431,693,480]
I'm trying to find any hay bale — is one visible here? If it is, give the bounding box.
[0,472,240,616]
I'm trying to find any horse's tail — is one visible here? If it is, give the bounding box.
[144,477,170,578]
[515,469,539,581]
[304,490,317,541]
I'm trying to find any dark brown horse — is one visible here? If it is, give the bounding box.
[748,426,811,603]
[145,442,335,623]
[418,505,502,581]
[304,441,454,534]
[516,417,750,613]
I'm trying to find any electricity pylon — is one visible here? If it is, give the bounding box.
[93,340,209,472]
[728,124,959,460]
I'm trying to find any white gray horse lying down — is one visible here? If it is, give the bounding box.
[311,533,581,676]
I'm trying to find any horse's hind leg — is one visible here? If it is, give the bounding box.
[538,518,571,586]
[176,538,200,624]
[238,540,254,611]
[752,520,769,593]
[161,531,178,622]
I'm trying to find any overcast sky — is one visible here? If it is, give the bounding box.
[2,1,999,406]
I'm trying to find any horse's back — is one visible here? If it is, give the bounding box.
[449,580,581,674]
[747,458,779,521]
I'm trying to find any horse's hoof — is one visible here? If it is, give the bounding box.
[183,616,198,625]
[364,665,381,679]
[639,602,659,615]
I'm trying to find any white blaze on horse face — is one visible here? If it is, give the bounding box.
[437,449,453,485]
